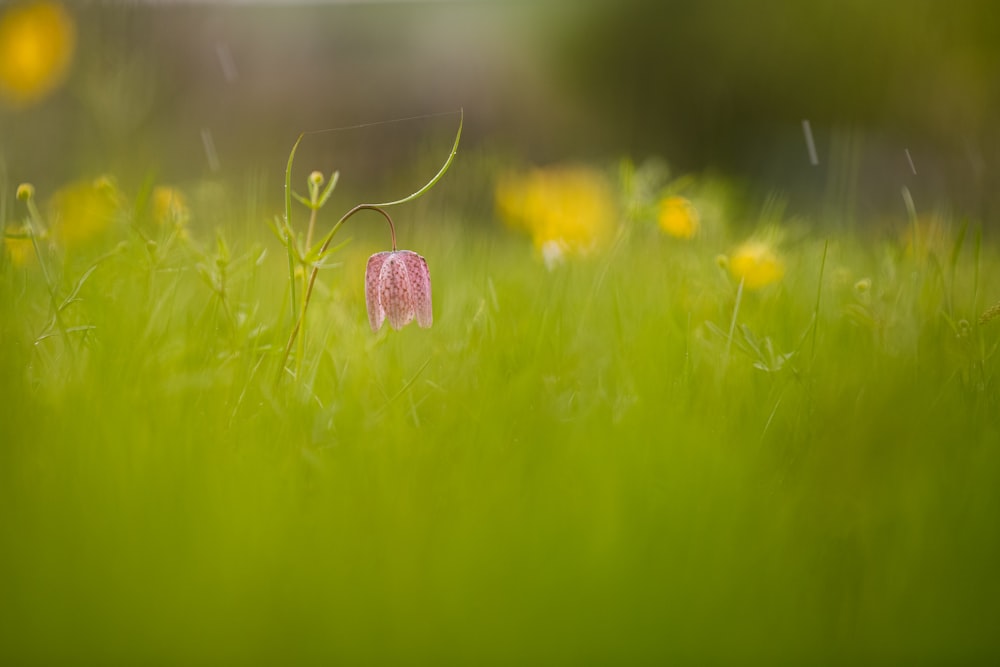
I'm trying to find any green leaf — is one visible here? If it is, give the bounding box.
[308,215,350,261]
[312,237,352,264]
[215,230,231,264]
[59,265,98,312]
[317,171,340,209]
[268,216,288,244]
[292,191,314,209]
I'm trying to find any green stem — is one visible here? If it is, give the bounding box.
[305,205,319,251]
[24,199,74,354]
[294,266,309,380]
[373,109,462,208]
[810,239,829,362]
[276,205,396,385]
[724,277,744,371]
[275,110,461,386]
[284,133,304,322]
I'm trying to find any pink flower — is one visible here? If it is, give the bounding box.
[365,250,433,331]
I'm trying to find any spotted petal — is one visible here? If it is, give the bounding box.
[365,249,433,332]
[365,251,391,331]
[397,251,432,328]
[379,253,416,331]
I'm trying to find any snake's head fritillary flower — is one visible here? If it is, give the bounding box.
[365,250,432,332]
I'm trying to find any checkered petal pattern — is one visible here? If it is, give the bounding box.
[365,250,433,331]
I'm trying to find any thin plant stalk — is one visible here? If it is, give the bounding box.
[22,193,74,355]
[810,239,828,362]
[284,134,305,321]
[305,206,319,251]
[280,205,397,383]
[724,277,745,371]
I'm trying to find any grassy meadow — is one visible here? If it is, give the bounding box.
[2,143,1000,664]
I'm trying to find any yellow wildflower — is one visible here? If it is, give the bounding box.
[496,165,615,265]
[49,176,123,247]
[656,195,699,239]
[3,225,36,267]
[151,186,190,228]
[729,240,784,289]
[0,2,75,107]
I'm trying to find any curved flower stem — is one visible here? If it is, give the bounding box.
[278,205,396,384]
[275,109,461,386]
[371,109,462,209]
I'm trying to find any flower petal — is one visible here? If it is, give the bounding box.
[379,253,416,331]
[397,250,432,328]
[365,251,391,331]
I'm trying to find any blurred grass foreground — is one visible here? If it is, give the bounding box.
[3,1,1000,664]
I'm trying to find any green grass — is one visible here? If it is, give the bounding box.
[2,178,1000,665]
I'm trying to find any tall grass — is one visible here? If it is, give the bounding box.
[2,178,999,664]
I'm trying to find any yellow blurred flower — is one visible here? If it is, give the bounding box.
[49,176,123,247]
[496,166,616,265]
[151,186,191,228]
[3,225,36,267]
[728,240,784,289]
[656,195,699,239]
[0,1,76,107]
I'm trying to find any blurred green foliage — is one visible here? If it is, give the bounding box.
[2,0,999,220]
[3,165,1000,662]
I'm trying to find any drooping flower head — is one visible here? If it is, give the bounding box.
[365,250,432,331]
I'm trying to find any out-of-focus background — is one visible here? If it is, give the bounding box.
[6,4,1000,664]
[2,0,1000,224]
